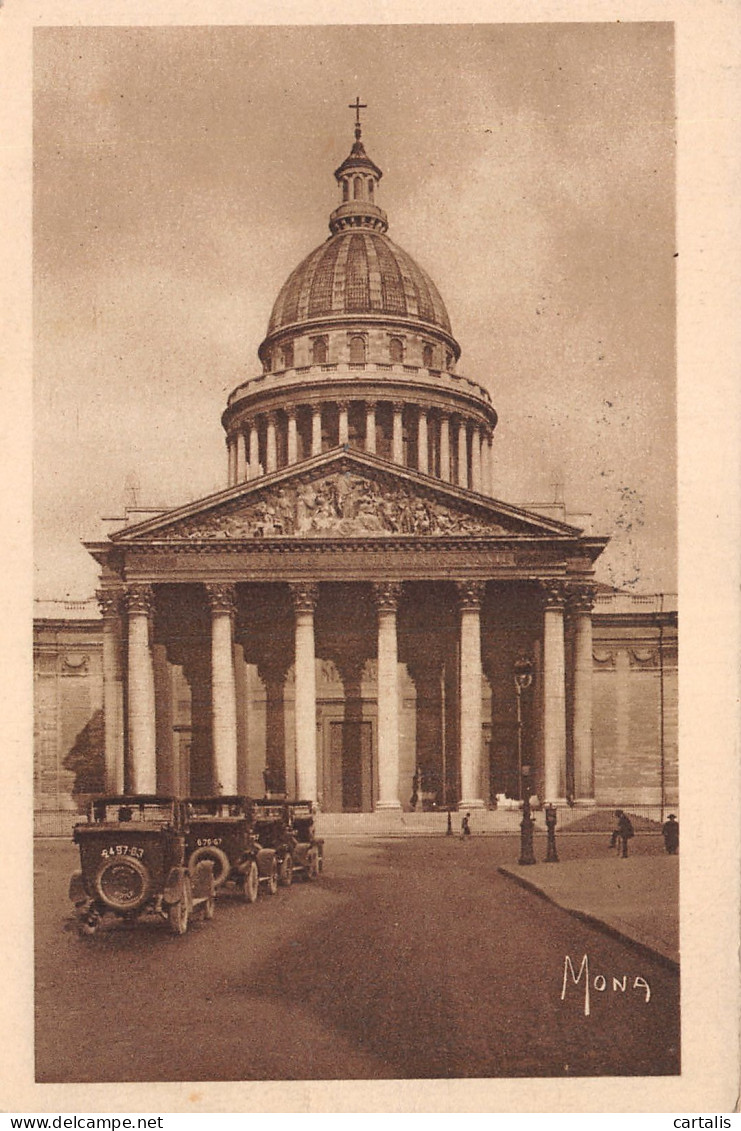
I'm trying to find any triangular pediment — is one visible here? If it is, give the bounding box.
[111,449,585,544]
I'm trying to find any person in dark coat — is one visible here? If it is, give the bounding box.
[662,814,679,854]
[461,812,471,837]
[610,809,634,857]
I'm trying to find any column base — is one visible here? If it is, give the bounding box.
[374,800,403,812]
[572,798,597,807]
[458,799,486,811]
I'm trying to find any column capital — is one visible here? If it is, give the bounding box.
[205,582,237,616]
[538,580,569,611]
[96,588,124,618]
[364,399,377,411]
[285,405,298,421]
[373,581,402,612]
[289,582,319,614]
[391,400,405,414]
[124,584,155,616]
[335,398,350,412]
[455,580,486,610]
[567,583,598,614]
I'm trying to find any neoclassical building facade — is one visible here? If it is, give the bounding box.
[66,117,676,816]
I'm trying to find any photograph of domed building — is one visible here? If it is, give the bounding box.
[33,37,677,827]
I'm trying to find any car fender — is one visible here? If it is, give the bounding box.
[255,847,276,877]
[68,870,87,905]
[163,866,188,906]
[190,859,215,902]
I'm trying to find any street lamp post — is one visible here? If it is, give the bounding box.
[514,657,536,866]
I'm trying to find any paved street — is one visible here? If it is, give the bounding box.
[35,835,679,1082]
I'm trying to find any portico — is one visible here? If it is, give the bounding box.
[88,449,605,813]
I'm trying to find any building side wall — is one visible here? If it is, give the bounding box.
[34,623,104,810]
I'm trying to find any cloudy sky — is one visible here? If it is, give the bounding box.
[33,22,675,598]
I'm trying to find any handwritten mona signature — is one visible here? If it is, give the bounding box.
[561,954,651,1016]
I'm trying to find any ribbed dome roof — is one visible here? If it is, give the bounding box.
[266,229,453,338]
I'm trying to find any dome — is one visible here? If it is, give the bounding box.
[266,229,453,338]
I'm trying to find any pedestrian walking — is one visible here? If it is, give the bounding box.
[610,809,634,857]
[461,812,471,838]
[662,813,679,854]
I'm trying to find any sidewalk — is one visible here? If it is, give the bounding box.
[499,855,679,968]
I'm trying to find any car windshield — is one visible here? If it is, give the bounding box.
[91,801,175,825]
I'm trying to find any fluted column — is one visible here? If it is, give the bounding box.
[456,419,469,489]
[227,438,236,487]
[235,429,247,482]
[338,400,349,446]
[373,582,403,810]
[97,589,125,793]
[365,401,376,454]
[392,401,404,464]
[486,434,494,496]
[248,420,260,478]
[440,413,451,481]
[417,409,429,474]
[471,427,482,492]
[571,586,596,803]
[311,405,322,456]
[287,407,298,464]
[542,583,568,803]
[456,581,486,809]
[125,584,157,793]
[206,583,238,794]
[266,413,277,473]
[290,583,319,803]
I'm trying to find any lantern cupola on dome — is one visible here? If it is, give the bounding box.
[329,98,388,234]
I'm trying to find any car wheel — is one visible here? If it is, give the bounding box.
[279,853,293,887]
[168,897,189,936]
[266,856,279,896]
[188,846,230,888]
[242,860,259,904]
[94,856,151,913]
[306,847,319,881]
[79,913,100,937]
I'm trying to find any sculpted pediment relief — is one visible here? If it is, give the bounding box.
[150,470,510,541]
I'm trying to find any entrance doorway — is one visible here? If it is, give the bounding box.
[325,720,374,812]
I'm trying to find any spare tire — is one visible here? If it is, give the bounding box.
[94,856,151,913]
[187,845,231,888]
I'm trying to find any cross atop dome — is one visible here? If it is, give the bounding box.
[348,96,367,136]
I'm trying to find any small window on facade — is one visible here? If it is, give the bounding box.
[263,351,272,373]
[389,337,404,364]
[446,351,454,371]
[422,343,434,368]
[343,179,350,202]
[349,335,366,364]
[368,179,374,201]
[312,337,328,365]
[353,176,363,200]
[282,342,294,369]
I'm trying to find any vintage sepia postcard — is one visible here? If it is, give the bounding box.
[1,0,739,1116]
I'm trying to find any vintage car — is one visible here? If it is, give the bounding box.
[253,799,323,884]
[285,800,324,881]
[184,796,279,901]
[68,794,216,937]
